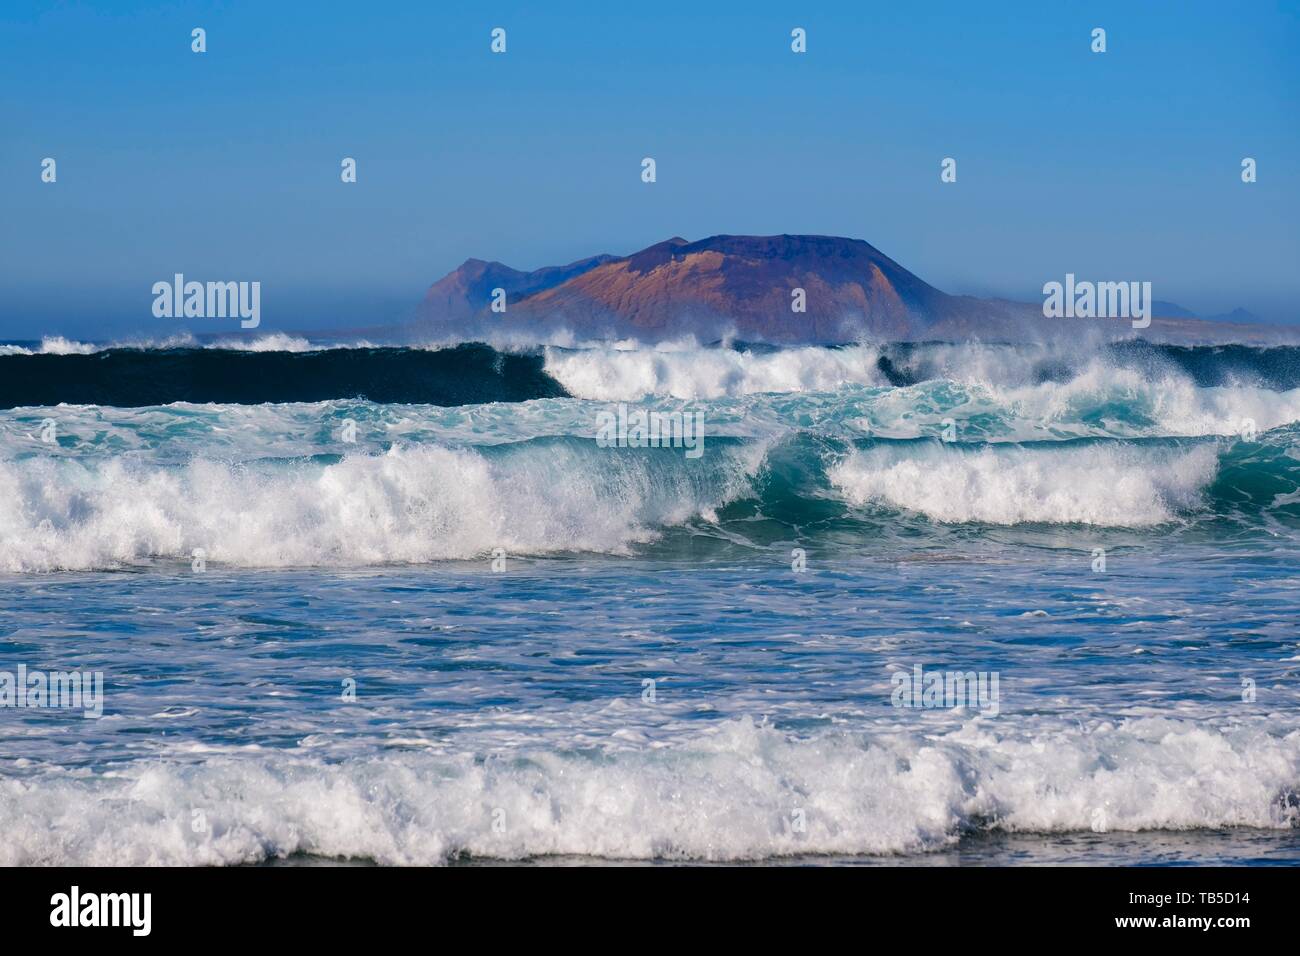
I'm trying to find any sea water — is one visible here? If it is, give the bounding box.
[0,338,1297,864]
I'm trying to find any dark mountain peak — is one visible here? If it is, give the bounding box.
[683,233,881,260]
[625,237,692,274]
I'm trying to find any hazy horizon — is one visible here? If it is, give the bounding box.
[3,0,1298,338]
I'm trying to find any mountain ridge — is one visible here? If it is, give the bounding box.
[406,234,1293,345]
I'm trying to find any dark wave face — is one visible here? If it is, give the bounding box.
[1103,341,1300,389]
[0,344,566,408]
[5,338,1300,408]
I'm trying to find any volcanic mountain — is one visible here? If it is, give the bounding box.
[404,234,1289,345]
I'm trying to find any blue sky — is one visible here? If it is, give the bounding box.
[2,0,1298,338]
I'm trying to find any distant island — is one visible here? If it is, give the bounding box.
[397,234,1292,346]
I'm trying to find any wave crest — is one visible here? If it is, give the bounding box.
[829,442,1219,526]
[0,439,765,571]
[2,717,1295,864]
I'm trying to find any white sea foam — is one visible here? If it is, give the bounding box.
[829,442,1219,526]
[207,333,319,352]
[891,341,1062,387]
[1,717,1295,865]
[543,341,1068,401]
[36,336,100,355]
[0,334,383,355]
[205,334,381,351]
[544,344,888,400]
[0,337,102,356]
[542,345,1300,439]
[0,440,765,571]
[984,362,1300,437]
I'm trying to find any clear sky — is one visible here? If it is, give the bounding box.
[2,0,1298,338]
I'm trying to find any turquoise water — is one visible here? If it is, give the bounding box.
[1,339,1298,864]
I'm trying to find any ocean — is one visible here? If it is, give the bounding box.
[1,336,1298,865]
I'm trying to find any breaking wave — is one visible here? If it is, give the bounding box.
[0,438,765,571]
[2,426,1298,571]
[2,716,1296,864]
